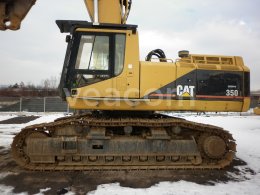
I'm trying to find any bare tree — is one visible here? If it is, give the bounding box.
[49,76,58,89]
[43,79,50,90]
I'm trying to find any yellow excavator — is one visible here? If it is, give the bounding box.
[1,0,250,170]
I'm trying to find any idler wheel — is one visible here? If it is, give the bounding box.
[203,136,227,159]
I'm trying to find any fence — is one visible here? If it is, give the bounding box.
[0,96,258,113]
[0,97,73,113]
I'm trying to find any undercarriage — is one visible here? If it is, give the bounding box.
[12,112,236,171]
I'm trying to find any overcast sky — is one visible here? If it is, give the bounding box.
[0,0,259,90]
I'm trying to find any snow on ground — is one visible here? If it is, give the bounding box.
[0,112,260,195]
[0,113,65,150]
[177,114,260,173]
[0,113,16,122]
[0,112,68,195]
[88,177,260,195]
[0,185,16,195]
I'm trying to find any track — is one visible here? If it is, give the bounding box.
[11,113,236,171]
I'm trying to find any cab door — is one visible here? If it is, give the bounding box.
[112,30,140,98]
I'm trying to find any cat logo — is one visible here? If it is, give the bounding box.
[177,85,195,97]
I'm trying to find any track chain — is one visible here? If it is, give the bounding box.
[11,113,236,171]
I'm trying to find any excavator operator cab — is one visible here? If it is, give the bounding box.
[57,20,138,99]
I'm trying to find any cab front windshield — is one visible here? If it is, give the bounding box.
[74,33,125,87]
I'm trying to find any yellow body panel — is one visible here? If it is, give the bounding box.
[176,62,196,79]
[254,99,260,115]
[254,107,260,115]
[68,27,250,113]
[117,29,140,98]
[140,62,176,97]
[84,0,121,24]
[67,97,245,112]
[242,97,251,112]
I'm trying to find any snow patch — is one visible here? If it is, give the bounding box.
[34,188,51,195]
[0,114,16,122]
[0,185,14,195]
